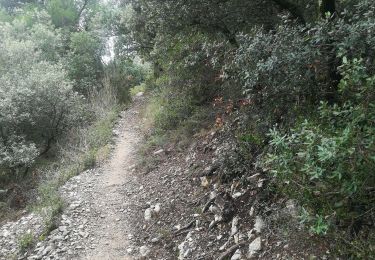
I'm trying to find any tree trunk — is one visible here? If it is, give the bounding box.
[321,0,336,18]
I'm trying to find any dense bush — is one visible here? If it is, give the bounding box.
[67,31,104,95]
[0,17,86,176]
[247,3,375,255]
[263,57,375,256]
[105,58,148,104]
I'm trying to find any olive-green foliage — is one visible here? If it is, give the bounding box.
[255,2,375,256]
[264,58,375,256]
[33,97,119,237]
[68,31,104,95]
[0,13,87,177]
[0,0,116,182]
[45,0,79,28]
[0,0,39,13]
[120,0,279,56]
[130,83,145,96]
[105,59,147,104]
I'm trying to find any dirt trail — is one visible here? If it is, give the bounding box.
[0,97,146,260]
[82,100,141,260]
[79,97,144,260]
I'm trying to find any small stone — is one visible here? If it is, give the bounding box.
[151,237,159,243]
[2,229,11,238]
[231,216,239,236]
[285,199,299,217]
[249,207,255,217]
[51,235,63,242]
[219,239,230,251]
[154,203,161,213]
[200,177,209,188]
[144,208,152,221]
[254,216,265,234]
[42,246,52,256]
[178,241,191,259]
[209,191,217,199]
[139,245,150,257]
[58,226,67,232]
[234,232,245,244]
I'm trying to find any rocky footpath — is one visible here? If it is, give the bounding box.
[0,96,146,260]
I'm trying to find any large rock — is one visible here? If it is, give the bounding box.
[231,249,242,260]
[178,232,195,260]
[248,237,262,258]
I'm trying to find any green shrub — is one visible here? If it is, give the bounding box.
[0,18,87,177]
[263,58,375,255]
[67,31,104,95]
[105,59,148,104]
[18,232,34,252]
[227,1,375,128]
[130,83,146,96]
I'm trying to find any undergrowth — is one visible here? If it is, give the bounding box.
[34,107,119,234]
[139,80,215,172]
[18,232,34,252]
[29,84,123,239]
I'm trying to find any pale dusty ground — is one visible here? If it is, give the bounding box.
[79,98,143,260]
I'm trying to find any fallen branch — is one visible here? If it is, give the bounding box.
[202,197,216,213]
[174,229,191,237]
[217,241,247,260]
[173,220,195,236]
[208,218,224,231]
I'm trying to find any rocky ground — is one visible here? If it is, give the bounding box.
[0,95,334,260]
[124,126,334,260]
